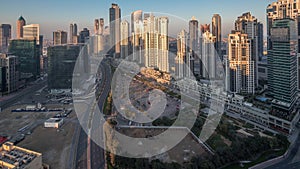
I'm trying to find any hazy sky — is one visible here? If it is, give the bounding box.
[0,0,275,39]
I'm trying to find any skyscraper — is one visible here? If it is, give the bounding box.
[47,44,83,90]
[109,3,121,57]
[188,16,198,75]
[200,24,210,34]
[131,11,144,62]
[176,29,191,78]
[200,30,216,79]
[79,28,90,43]
[94,19,99,35]
[120,20,129,59]
[53,30,68,45]
[212,14,222,59]
[99,18,104,35]
[23,24,40,44]
[0,54,19,94]
[9,39,40,79]
[131,10,143,33]
[70,23,73,43]
[268,19,298,111]
[267,0,300,90]
[0,24,11,53]
[225,31,254,94]
[16,16,26,39]
[235,12,264,88]
[143,15,169,72]
[70,23,78,44]
[157,17,169,72]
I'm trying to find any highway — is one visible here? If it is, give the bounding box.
[75,59,112,169]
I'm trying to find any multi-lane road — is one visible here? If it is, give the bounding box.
[75,59,112,169]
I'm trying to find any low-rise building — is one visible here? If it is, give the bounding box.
[0,142,43,169]
[44,118,64,128]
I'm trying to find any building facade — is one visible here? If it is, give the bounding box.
[175,29,192,78]
[235,12,264,88]
[200,30,217,79]
[53,30,67,45]
[0,24,11,53]
[267,0,300,90]
[225,31,255,94]
[16,16,26,39]
[109,3,121,57]
[212,14,222,59]
[268,19,298,111]
[0,54,19,94]
[143,15,169,72]
[47,44,82,90]
[189,17,198,75]
[120,20,129,59]
[23,24,40,45]
[9,39,40,79]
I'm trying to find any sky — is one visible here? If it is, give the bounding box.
[0,0,275,39]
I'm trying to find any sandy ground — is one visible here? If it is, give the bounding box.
[0,104,78,169]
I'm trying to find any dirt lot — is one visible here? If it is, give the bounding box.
[116,127,210,164]
[0,104,78,169]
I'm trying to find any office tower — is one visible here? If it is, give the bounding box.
[144,13,150,20]
[176,29,192,78]
[157,17,169,72]
[0,54,19,94]
[47,44,83,90]
[120,20,129,59]
[53,30,67,45]
[131,10,143,33]
[70,24,73,43]
[0,24,11,53]
[267,0,300,90]
[189,16,198,55]
[267,0,300,50]
[144,15,157,68]
[109,3,121,57]
[94,19,100,35]
[235,12,263,88]
[99,18,104,35]
[131,11,143,62]
[16,16,26,39]
[143,15,169,72]
[200,30,216,79]
[73,23,78,36]
[212,14,222,59]
[200,24,210,34]
[79,28,90,43]
[189,16,198,75]
[9,39,40,79]
[268,19,298,111]
[94,18,105,35]
[23,24,40,44]
[70,23,78,43]
[132,20,143,62]
[225,31,254,94]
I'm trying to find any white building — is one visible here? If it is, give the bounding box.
[23,24,40,44]
[176,29,192,79]
[121,20,129,59]
[200,31,217,79]
[143,15,169,72]
[44,118,64,128]
[225,31,255,94]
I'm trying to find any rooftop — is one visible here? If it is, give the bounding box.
[0,142,41,169]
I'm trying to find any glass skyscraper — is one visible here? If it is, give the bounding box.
[268,18,298,111]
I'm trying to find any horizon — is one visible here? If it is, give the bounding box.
[0,0,274,39]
